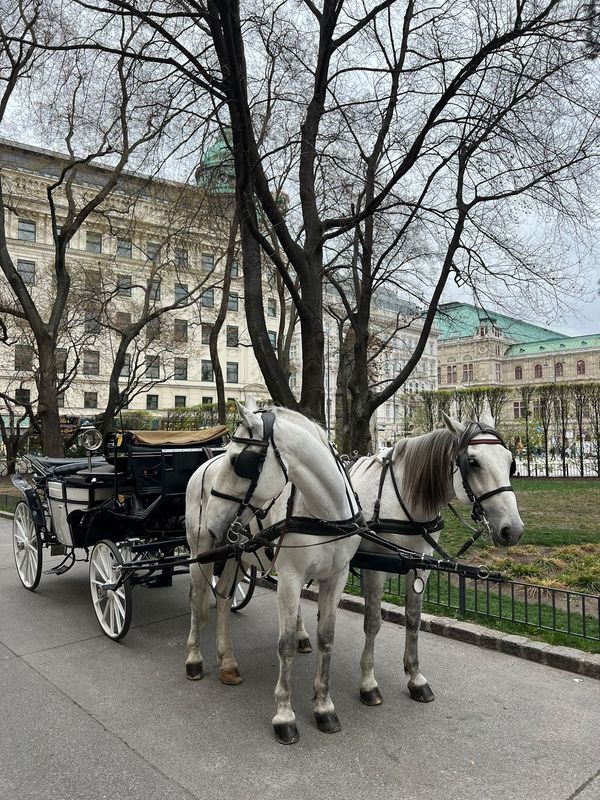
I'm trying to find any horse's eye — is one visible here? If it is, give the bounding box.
[468,457,479,468]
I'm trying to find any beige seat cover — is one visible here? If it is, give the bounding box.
[127,426,228,446]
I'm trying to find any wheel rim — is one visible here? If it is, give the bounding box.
[90,542,129,638]
[13,504,40,589]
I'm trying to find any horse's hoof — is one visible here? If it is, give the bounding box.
[219,667,242,685]
[274,723,300,745]
[185,662,204,681]
[409,683,435,703]
[360,687,383,706]
[297,637,312,653]
[314,711,341,734]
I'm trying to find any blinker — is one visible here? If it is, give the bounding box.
[231,449,264,480]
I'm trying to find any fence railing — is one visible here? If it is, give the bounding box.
[515,460,599,478]
[346,570,600,645]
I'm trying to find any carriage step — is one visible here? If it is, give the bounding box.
[51,545,67,556]
[44,563,73,576]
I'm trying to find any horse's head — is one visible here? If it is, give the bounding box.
[203,400,289,543]
[443,413,524,547]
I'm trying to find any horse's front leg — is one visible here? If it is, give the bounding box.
[404,569,434,702]
[272,573,303,745]
[185,559,214,680]
[359,569,386,705]
[312,567,348,734]
[215,559,242,685]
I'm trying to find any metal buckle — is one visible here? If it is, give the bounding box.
[477,565,490,579]
[227,519,246,544]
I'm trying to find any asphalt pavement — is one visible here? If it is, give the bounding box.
[1,516,599,800]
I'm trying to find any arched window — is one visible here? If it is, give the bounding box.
[577,360,585,375]
[534,364,543,378]
[555,362,564,378]
[514,366,523,380]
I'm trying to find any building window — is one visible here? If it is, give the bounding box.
[145,355,160,379]
[268,330,277,348]
[202,323,213,345]
[174,319,188,342]
[226,325,239,347]
[86,231,102,253]
[227,292,239,311]
[201,289,214,308]
[15,345,34,371]
[174,395,186,408]
[226,361,239,383]
[147,279,161,301]
[577,360,585,375]
[230,258,239,278]
[555,362,564,378]
[495,362,501,382]
[513,401,526,420]
[147,242,160,264]
[16,260,36,285]
[146,317,161,342]
[85,269,102,292]
[84,310,101,334]
[437,366,441,384]
[116,238,132,258]
[446,365,457,383]
[83,350,100,375]
[462,363,473,382]
[115,311,131,332]
[202,396,213,405]
[117,274,132,296]
[55,348,67,372]
[174,282,188,304]
[174,357,188,380]
[267,298,277,317]
[15,388,31,405]
[201,252,214,272]
[201,360,214,381]
[534,363,543,378]
[514,366,523,381]
[174,247,188,268]
[120,353,131,378]
[146,394,158,410]
[18,219,36,242]
[57,393,65,408]
[84,391,98,409]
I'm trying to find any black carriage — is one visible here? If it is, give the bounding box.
[10,425,257,640]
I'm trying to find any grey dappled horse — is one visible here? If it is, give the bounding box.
[185,402,363,744]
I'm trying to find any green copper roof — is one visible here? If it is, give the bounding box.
[504,333,600,356]
[195,130,235,194]
[436,302,561,342]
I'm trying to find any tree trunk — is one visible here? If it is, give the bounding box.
[36,339,63,456]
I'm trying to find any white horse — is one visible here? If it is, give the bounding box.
[185,401,363,744]
[350,412,524,705]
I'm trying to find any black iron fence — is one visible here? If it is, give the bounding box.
[515,460,599,478]
[346,570,600,645]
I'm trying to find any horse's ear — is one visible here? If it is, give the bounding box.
[479,411,495,428]
[441,411,465,437]
[244,396,259,413]
[235,399,260,429]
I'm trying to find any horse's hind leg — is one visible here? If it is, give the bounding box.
[312,568,348,734]
[359,569,386,705]
[216,559,242,685]
[186,559,213,680]
[272,574,303,745]
[405,569,434,702]
[296,609,312,653]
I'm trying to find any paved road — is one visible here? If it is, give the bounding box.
[1,516,599,800]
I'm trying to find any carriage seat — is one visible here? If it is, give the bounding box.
[28,455,108,478]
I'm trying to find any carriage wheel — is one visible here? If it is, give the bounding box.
[211,564,257,612]
[89,540,132,640]
[231,565,257,612]
[12,501,43,591]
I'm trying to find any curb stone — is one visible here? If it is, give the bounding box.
[265,582,600,681]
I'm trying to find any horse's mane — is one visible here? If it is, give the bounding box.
[392,421,483,518]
